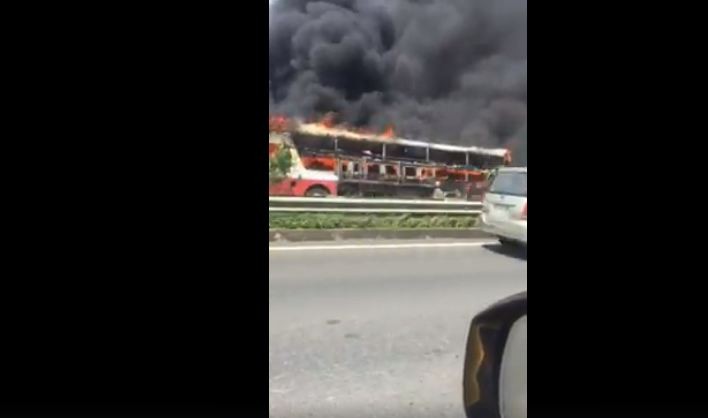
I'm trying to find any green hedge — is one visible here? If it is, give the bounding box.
[269,213,479,230]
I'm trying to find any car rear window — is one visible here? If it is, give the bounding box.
[489,172,527,197]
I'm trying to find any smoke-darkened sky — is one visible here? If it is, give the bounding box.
[269,0,526,163]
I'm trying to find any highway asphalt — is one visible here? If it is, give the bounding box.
[269,239,527,418]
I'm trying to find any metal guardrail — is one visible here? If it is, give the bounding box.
[269,197,482,215]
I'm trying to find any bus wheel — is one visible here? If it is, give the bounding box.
[305,186,330,197]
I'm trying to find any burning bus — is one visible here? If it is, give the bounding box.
[268,116,511,199]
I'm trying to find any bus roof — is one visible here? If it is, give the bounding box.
[296,122,508,158]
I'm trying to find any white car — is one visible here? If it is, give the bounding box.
[480,167,527,246]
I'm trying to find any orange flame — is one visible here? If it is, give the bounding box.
[300,112,396,140]
[319,112,336,128]
[269,115,290,132]
[504,150,512,165]
[381,125,395,139]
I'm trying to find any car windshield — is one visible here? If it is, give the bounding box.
[489,172,527,197]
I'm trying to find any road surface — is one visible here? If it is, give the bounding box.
[269,240,527,418]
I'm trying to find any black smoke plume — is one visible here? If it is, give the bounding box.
[269,0,527,163]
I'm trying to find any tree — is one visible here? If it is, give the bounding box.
[269,145,293,183]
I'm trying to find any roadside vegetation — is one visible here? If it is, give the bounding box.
[269,213,478,230]
[269,145,293,183]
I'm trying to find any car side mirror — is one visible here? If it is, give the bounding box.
[463,292,527,418]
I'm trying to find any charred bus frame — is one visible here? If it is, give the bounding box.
[291,123,510,199]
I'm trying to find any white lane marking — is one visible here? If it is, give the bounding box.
[269,241,495,252]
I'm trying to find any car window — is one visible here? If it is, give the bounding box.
[489,172,527,197]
